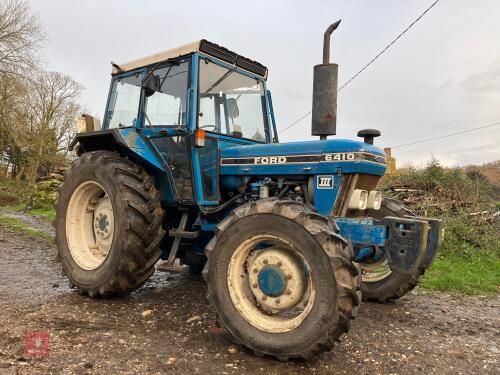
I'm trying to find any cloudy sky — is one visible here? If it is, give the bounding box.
[27,0,500,167]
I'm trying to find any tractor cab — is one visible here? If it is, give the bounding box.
[92,40,276,206]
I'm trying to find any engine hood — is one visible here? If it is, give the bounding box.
[219,139,387,176]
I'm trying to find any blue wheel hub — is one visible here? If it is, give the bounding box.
[257,266,287,297]
[98,213,109,232]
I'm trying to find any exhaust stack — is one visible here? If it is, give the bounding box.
[311,20,341,140]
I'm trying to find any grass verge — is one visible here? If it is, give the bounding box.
[12,204,56,222]
[0,214,54,242]
[420,253,500,295]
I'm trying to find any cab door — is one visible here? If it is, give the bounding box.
[188,55,220,206]
[191,135,220,204]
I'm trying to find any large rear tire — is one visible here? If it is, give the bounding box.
[205,199,361,360]
[358,197,425,303]
[55,151,164,297]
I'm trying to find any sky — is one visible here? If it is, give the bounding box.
[27,0,500,167]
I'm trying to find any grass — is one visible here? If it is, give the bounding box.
[418,211,500,295]
[13,205,56,222]
[420,253,500,295]
[0,214,54,242]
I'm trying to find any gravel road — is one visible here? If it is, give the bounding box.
[0,217,498,374]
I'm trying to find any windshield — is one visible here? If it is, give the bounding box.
[198,58,269,142]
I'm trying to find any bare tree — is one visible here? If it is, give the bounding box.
[15,71,83,183]
[0,1,83,184]
[0,0,46,77]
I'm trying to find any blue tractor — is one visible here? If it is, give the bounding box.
[56,22,441,359]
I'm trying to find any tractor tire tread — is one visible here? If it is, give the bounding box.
[55,151,164,298]
[206,198,361,360]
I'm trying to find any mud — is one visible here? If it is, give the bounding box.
[0,217,498,375]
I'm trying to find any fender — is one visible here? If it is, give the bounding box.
[69,128,127,154]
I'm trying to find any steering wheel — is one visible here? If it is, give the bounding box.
[199,125,217,131]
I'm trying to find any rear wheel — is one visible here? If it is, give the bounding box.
[357,197,425,302]
[206,199,361,360]
[55,151,164,297]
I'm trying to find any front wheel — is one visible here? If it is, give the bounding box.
[55,151,164,297]
[205,199,361,360]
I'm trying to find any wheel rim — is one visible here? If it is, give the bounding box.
[65,181,114,270]
[359,257,392,282]
[227,234,315,333]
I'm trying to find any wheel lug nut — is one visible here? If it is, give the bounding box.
[263,259,268,264]
[252,283,258,288]
[277,261,282,267]
[253,268,258,274]
[261,296,267,301]
[276,299,281,304]
[286,290,291,295]
[286,274,292,280]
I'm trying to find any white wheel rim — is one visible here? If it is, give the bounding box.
[360,258,392,282]
[227,235,315,333]
[65,181,114,270]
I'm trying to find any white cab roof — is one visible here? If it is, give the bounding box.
[112,39,268,78]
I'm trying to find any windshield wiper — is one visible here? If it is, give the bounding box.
[204,67,237,95]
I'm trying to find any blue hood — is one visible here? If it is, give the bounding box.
[219,139,387,176]
[221,139,385,158]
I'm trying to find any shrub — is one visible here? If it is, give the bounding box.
[26,174,63,210]
[380,159,499,258]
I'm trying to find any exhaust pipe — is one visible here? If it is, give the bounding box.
[312,20,341,140]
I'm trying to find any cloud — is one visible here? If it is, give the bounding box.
[459,65,500,93]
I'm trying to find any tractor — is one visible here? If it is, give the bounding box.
[55,21,441,360]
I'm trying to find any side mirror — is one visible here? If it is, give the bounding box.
[142,74,160,97]
[226,98,239,119]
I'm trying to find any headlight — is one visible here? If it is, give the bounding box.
[367,191,383,210]
[348,189,368,210]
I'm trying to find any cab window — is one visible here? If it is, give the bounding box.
[105,73,142,129]
[198,59,269,142]
[143,60,190,126]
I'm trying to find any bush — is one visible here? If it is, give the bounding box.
[380,159,500,258]
[26,174,63,210]
[0,179,32,206]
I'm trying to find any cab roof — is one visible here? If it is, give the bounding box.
[112,39,268,78]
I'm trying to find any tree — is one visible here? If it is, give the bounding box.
[0,0,46,77]
[14,71,83,183]
[0,1,83,184]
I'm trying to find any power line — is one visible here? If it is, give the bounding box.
[280,0,440,134]
[391,122,500,149]
[337,0,440,92]
[280,111,312,133]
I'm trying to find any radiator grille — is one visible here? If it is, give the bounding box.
[355,173,381,191]
[332,173,381,216]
